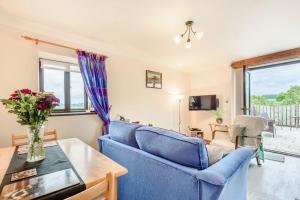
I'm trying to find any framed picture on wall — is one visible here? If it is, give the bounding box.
[146,70,162,89]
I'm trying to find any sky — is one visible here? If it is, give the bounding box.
[44,69,85,109]
[250,62,300,96]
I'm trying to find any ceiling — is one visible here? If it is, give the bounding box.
[0,0,300,72]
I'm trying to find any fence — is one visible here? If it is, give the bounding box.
[251,104,300,127]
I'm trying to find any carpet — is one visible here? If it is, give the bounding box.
[264,152,285,162]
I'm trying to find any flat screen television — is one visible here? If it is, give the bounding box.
[189,95,218,110]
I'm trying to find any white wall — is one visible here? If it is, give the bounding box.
[108,57,190,131]
[0,25,190,148]
[232,68,244,118]
[189,67,232,139]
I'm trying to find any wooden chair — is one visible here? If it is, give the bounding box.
[11,134,28,146]
[66,172,113,200]
[43,129,58,142]
[11,129,58,146]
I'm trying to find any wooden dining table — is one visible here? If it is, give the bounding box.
[0,138,128,200]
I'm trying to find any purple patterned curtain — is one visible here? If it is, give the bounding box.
[77,50,110,134]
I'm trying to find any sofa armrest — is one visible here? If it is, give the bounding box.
[196,147,253,186]
[99,135,110,152]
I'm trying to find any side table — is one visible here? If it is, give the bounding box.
[188,130,204,139]
[209,123,229,140]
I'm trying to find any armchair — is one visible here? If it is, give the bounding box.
[211,115,266,165]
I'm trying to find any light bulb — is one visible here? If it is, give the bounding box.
[195,32,204,40]
[173,35,182,44]
[185,40,192,48]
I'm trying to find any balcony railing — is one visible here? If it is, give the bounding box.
[251,104,300,127]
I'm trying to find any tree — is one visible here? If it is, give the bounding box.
[276,85,300,105]
[251,85,300,106]
[251,95,273,105]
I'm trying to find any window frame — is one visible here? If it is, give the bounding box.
[39,58,91,114]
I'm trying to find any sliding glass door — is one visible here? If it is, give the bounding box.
[243,67,251,115]
[243,61,300,156]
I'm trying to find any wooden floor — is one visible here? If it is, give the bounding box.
[248,155,300,200]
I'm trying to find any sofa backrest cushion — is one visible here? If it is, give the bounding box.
[135,127,209,170]
[109,121,143,148]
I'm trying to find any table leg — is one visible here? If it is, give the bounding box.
[112,176,118,200]
[209,124,215,140]
[212,130,216,140]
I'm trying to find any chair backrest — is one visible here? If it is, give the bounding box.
[260,112,270,120]
[11,134,28,147]
[234,115,266,137]
[12,129,58,146]
[66,172,113,200]
[44,129,58,142]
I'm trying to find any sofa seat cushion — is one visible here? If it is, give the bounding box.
[135,127,209,170]
[206,144,225,165]
[109,121,143,148]
[211,139,235,155]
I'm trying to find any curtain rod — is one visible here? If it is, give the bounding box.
[21,35,108,58]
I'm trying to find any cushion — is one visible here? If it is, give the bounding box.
[229,124,246,143]
[206,144,225,165]
[109,121,143,148]
[211,139,235,155]
[135,127,209,170]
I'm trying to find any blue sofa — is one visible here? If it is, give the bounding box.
[99,121,253,200]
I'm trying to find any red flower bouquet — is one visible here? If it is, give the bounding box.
[1,89,60,162]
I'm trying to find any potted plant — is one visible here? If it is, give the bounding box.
[215,108,223,124]
[1,89,59,162]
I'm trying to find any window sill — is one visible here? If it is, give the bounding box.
[50,111,97,117]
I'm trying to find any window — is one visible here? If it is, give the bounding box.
[39,58,91,114]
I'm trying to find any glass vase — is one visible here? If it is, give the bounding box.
[27,124,45,162]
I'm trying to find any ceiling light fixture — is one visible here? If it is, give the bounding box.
[174,21,203,48]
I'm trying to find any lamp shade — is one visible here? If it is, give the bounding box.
[185,41,191,48]
[195,32,204,40]
[176,94,184,100]
[173,35,182,44]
